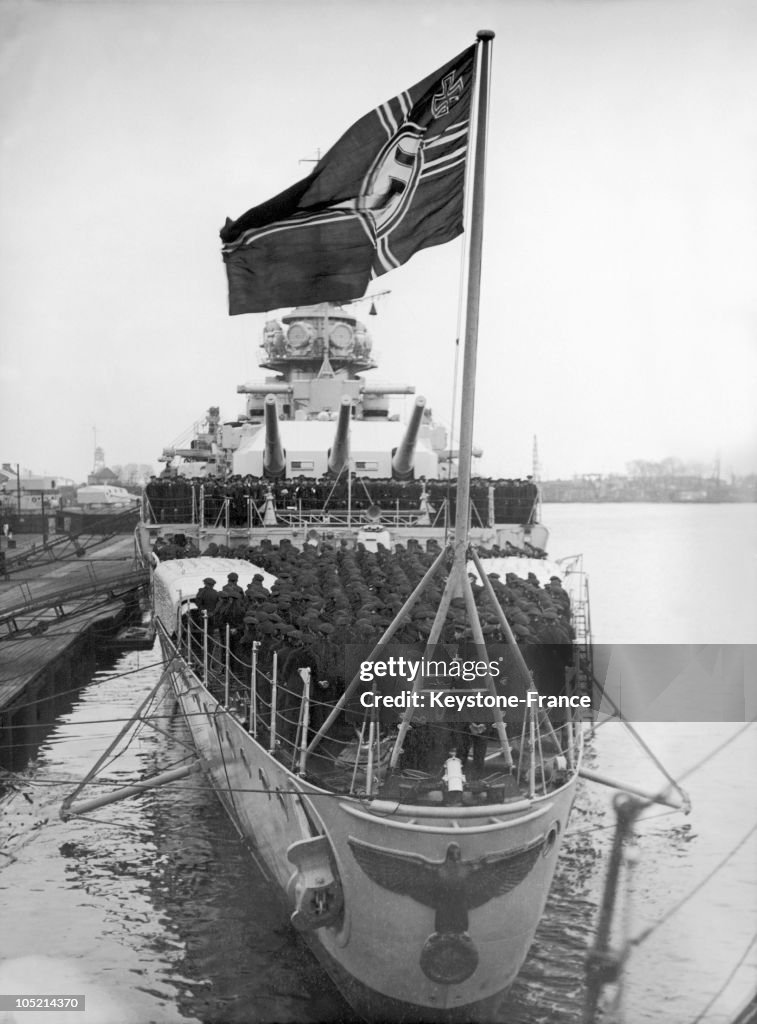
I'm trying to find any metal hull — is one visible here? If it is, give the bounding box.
[160,632,580,1022]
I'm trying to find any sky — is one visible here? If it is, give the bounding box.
[1,0,756,485]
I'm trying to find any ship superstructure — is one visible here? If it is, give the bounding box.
[142,303,547,557]
[161,304,449,480]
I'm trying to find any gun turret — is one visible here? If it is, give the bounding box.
[392,396,426,480]
[263,394,286,478]
[327,396,352,477]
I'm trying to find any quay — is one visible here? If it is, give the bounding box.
[0,534,149,769]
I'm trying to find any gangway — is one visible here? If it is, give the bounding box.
[0,566,148,637]
[2,508,140,576]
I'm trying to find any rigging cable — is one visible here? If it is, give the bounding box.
[211,703,245,835]
[94,686,165,775]
[0,659,165,713]
[585,679,695,810]
[676,717,757,785]
[629,818,757,949]
[688,931,757,1024]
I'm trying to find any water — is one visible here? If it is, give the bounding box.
[543,503,757,645]
[1,504,755,1024]
[0,651,352,1024]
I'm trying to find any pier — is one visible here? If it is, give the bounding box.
[0,534,149,769]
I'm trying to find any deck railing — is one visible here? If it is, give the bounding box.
[142,485,539,532]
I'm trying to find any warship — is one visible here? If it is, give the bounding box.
[64,33,598,1022]
[117,294,593,1020]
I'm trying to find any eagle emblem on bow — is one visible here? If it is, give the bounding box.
[348,836,544,984]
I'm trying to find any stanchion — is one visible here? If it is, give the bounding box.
[225,624,230,706]
[250,641,259,737]
[269,651,278,753]
[202,610,209,685]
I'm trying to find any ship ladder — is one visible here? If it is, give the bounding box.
[571,571,595,691]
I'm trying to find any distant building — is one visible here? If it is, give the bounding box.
[0,465,75,525]
[87,466,119,486]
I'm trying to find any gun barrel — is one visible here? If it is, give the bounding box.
[237,383,292,395]
[392,396,426,480]
[263,394,286,478]
[327,396,352,476]
[361,385,416,396]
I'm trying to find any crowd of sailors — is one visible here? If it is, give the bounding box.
[177,538,574,778]
[172,536,573,668]
[144,473,539,528]
[167,535,576,780]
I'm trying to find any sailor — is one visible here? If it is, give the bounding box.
[546,576,571,612]
[245,573,269,603]
[215,580,246,652]
[192,577,219,654]
[468,722,490,778]
[309,674,335,735]
[224,572,245,601]
[195,577,219,615]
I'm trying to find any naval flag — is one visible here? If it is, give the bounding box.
[220,45,476,315]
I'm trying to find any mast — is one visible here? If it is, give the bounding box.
[385,30,506,772]
[452,28,494,573]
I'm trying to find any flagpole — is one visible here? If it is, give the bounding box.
[385,31,496,773]
[453,29,494,571]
